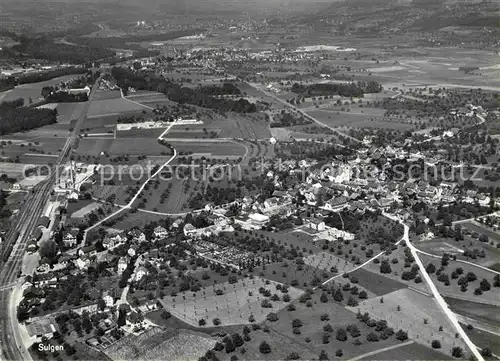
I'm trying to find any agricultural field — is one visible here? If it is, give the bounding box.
[159,276,303,327]
[103,327,216,361]
[56,102,87,125]
[461,324,500,356]
[349,268,408,296]
[360,341,453,360]
[75,137,170,157]
[353,288,468,356]
[445,297,500,326]
[0,136,67,164]
[303,251,357,275]
[167,113,271,140]
[93,89,122,101]
[168,140,247,159]
[111,210,167,230]
[254,261,333,290]
[306,110,415,130]
[212,327,318,361]
[88,98,149,117]
[125,91,175,107]
[132,178,201,214]
[269,291,403,360]
[0,74,82,104]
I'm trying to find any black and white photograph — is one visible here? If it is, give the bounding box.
[0,0,499,360]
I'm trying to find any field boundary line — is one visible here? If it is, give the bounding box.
[384,212,485,361]
[346,340,415,361]
[414,248,500,275]
[120,88,155,110]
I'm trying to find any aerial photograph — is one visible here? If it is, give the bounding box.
[0,0,499,360]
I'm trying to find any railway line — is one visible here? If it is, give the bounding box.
[0,76,101,361]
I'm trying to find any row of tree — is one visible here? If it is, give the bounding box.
[111,67,257,113]
[291,81,383,97]
[0,98,57,135]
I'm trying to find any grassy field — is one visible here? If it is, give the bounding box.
[93,89,122,101]
[88,98,149,117]
[269,292,402,360]
[75,138,170,157]
[304,251,358,274]
[461,323,500,355]
[159,276,303,327]
[254,262,333,290]
[168,140,247,158]
[306,110,414,130]
[349,268,408,296]
[56,102,88,125]
[360,341,453,360]
[353,288,468,356]
[0,74,82,104]
[446,297,500,326]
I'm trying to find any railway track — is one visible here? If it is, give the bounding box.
[0,76,101,361]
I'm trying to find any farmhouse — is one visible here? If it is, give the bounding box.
[308,218,326,231]
[63,229,79,248]
[68,86,91,97]
[153,226,168,239]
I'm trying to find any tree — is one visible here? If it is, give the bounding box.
[333,289,343,302]
[320,292,329,303]
[286,352,300,360]
[225,338,235,353]
[451,347,463,358]
[380,260,392,274]
[259,341,271,354]
[347,296,358,306]
[232,333,244,347]
[426,263,436,274]
[39,240,58,261]
[292,318,303,328]
[199,319,206,326]
[97,298,106,311]
[161,310,171,319]
[336,328,348,341]
[319,350,329,360]
[480,279,491,291]
[347,324,360,337]
[395,330,408,341]
[266,313,279,322]
[481,347,492,357]
[358,291,368,299]
[431,340,441,349]
[335,349,343,357]
[366,332,379,342]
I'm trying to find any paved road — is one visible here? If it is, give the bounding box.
[383,212,485,361]
[245,81,361,144]
[0,76,101,361]
[79,121,178,248]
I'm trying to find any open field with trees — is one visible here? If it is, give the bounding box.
[352,288,468,357]
[159,276,303,327]
[269,290,406,360]
[419,253,500,304]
